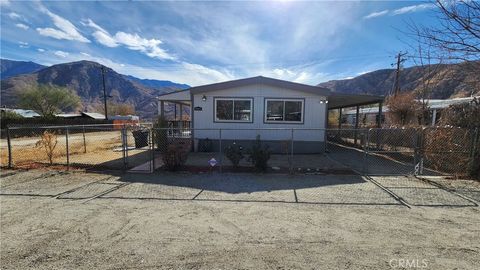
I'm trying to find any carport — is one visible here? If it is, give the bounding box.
[327,93,384,128]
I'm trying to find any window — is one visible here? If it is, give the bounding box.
[215,98,253,122]
[265,99,304,123]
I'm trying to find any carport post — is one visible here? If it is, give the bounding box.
[65,128,70,171]
[6,126,12,168]
[160,101,165,119]
[354,106,360,145]
[338,108,342,129]
[377,102,383,128]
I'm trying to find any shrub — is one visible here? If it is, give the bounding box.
[162,143,190,171]
[247,135,271,172]
[35,131,58,164]
[224,142,244,167]
[154,116,168,152]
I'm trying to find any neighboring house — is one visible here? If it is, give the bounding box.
[0,108,40,118]
[158,76,383,153]
[55,112,106,119]
[342,96,479,126]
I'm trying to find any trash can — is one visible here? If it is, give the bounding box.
[132,130,149,148]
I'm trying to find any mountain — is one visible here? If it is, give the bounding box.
[0,60,187,119]
[0,59,46,79]
[123,75,189,90]
[318,61,480,99]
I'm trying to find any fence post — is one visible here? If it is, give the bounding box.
[290,128,294,174]
[82,125,87,153]
[6,126,12,168]
[219,129,222,173]
[363,129,370,175]
[470,127,479,160]
[65,128,70,171]
[122,125,127,170]
[151,128,155,172]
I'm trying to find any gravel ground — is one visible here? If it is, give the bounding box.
[1,169,479,269]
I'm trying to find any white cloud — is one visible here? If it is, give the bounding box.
[18,41,29,48]
[80,52,91,57]
[37,48,45,52]
[8,12,21,19]
[54,50,69,58]
[363,10,389,19]
[15,23,29,30]
[0,0,11,7]
[84,19,174,60]
[392,3,435,15]
[36,6,90,43]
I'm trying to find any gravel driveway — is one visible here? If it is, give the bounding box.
[1,169,479,269]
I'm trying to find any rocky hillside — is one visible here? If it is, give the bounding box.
[318,61,480,98]
[0,60,188,119]
[0,59,46,79]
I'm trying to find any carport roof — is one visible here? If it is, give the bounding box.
[327,93,384,110]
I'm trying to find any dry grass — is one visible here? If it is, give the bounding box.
[0,131,124,167]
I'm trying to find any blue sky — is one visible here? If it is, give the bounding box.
[1,0,440,86]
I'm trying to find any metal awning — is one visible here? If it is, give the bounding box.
[327,93,384,110]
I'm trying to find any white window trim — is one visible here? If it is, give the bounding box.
[214,97,253,122]
[264,98,304,124]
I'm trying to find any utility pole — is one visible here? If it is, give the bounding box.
[101,66,108,120]
[391,52,407,97]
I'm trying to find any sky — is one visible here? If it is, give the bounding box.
[0,0,442,86]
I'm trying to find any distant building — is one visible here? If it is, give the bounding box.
[0,108,40,118]
[109,115,140,126]
[343,96,479,126]
[55,112,106,120]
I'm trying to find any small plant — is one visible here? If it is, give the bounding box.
[199,138,213,152]
[247,135,271,172]
[162,143,190,171]
[35,130,58,164]
[224,142,244,167]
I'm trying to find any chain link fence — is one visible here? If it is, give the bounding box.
[1,125,478,177]
[327,127,479,176]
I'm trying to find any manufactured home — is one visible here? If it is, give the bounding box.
[157,76,383,153]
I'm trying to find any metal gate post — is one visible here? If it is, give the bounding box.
[65,128,70,170]
[290,129,294,174]
[470,127,479,160]
[122,125,127,170]
[219,129,222,173]
[150,128,155,172]
[6,126,12,168]
[363,129,370,175]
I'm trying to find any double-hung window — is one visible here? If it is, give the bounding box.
[265,98,304,123]
[215,98,253,122]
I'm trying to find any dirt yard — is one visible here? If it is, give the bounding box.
[1,169,479,269]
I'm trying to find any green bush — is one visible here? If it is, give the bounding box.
[247,135,271,172]
[224,142,244,167]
